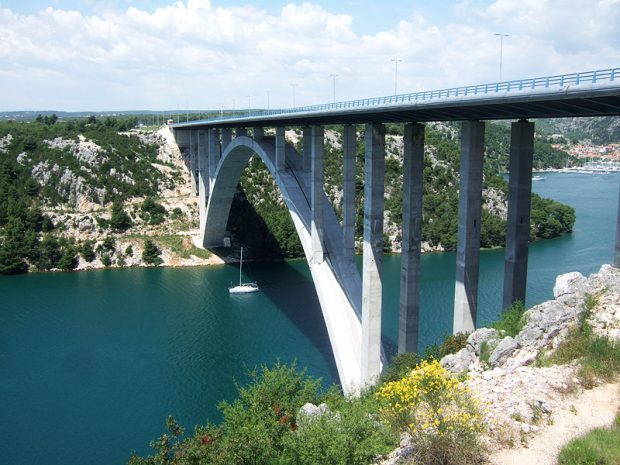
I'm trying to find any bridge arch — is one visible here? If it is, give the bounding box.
[201,134,376,391]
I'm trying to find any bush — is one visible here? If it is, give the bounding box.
[376,359,486,465]
[129,362,397,465]
[381,352,420,383]
[492,300,527,337]
[141,197,167,225]
[110,199,132,232]
[142,239,163,266]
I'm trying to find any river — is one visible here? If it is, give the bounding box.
[0,172,618,465]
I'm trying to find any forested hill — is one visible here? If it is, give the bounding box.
[0,115,585,274]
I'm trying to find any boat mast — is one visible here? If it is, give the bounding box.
[239,247,243,286]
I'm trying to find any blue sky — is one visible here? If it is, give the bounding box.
[0,0,618,111]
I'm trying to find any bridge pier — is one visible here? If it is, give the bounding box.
[189,131,198,196]
[343,124,356,263]
[198,130,209,238]
[615,178,620,268]
[399,123,425,354]
[454,121,485,334]
[221,128,232,147]
[361,122,385,384]
[208,128,219,195]
[311,126,325,265]
[503,120,535,309]
[253,127,264,142]
[276,127,286,172]
[303,126,312,172]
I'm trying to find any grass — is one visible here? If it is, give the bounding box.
[492,300,527,337]
[537,293,620,388]
[557,411,620,465]
[154,235,211,259]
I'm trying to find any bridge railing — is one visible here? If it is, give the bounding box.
[187,68,620,124]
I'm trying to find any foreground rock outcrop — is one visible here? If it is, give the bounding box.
[380,264,619,464]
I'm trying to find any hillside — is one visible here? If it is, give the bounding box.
[0,116,581,274]
[228,122,576,258]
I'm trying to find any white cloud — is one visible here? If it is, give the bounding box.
[0,0,618,111]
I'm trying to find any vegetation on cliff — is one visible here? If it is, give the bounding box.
[228,121,576,259]
[0,115,585,273]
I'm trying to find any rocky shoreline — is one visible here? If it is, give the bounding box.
[380,264,620,464]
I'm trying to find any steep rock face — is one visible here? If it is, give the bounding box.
[441,265,620,374]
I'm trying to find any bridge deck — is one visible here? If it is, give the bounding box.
[173,68,620,129]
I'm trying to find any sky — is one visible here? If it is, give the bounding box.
[0,0,619,111]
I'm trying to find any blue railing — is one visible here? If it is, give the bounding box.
[188,68,620,124]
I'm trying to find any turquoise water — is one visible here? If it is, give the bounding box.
[0,172,618,465]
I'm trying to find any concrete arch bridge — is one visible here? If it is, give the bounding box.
[173,68,620,391]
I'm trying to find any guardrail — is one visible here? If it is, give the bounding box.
[183,68,620,124]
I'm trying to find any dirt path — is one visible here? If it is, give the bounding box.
[489,381,620,465]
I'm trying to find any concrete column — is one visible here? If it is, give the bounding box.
[399,123,425,354]
[276,126,286,172]
[221,128,232,148]
[207,128,219,195]
[343,125,357,263]
[189,131,197,196]
[303,126,312,172]
[236,127,247,137]
[197,130,209,235]
[453,120,485,334]
[503,120,535,309]
[615,179,620,268]
[311,126,324,265]
[361,123,385,385]
[253,127,264,142]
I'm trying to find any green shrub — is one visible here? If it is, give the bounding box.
[142,239,163,265]
[141,197,167,225]
[381,352,420,383]
[129,362,398,465]
[492,300,527,337]
[376,359,487,465]
[438,332,470,358]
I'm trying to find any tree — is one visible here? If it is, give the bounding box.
[57,245,78,270]
[141,197,167,225]
[142,239,163,265]
[110,199,132,232]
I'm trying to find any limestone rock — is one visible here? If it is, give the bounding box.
[490,336,519,368]
[440,347,475,374]
[467,328,500,356]
[553,272,585,299]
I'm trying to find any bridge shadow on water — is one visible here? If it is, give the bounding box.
[208,186,340,386]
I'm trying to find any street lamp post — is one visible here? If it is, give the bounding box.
[391,57,402,95]
[291,84,297,108]
[494,32,509,82]
[330,74,338,103]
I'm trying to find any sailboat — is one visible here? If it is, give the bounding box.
[229,247,259,294]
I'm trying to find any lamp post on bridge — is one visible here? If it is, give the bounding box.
[391,57,402,95]
[291,84,297,108]
[247,95,252,116]
[330,74,338,103]
[494,32,509,82]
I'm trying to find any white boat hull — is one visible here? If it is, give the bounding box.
[229,283,259,294]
